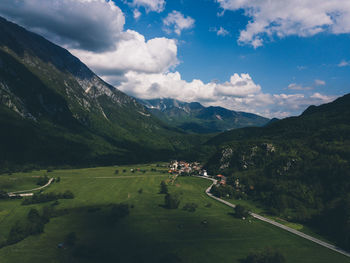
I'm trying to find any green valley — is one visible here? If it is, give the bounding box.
[0,165,349,263]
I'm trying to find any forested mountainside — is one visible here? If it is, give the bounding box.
[205,93,350,249]
[0,17,206,171]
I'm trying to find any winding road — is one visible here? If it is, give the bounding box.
[8,177,54,197]
[197,175,350,258]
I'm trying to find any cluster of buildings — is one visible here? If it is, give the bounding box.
[169,160,208,176]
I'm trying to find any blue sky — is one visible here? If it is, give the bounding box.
[0,0,349,118]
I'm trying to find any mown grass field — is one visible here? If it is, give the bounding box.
[0,164,350,263]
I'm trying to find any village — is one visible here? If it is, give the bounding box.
[168,160,230,185]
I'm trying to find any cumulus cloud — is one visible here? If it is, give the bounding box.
[0,0,125,52]
[71,30,178,75]
[0,0,338,118]
[103,71,335,118]
[163,11,195,35]
[131,0,165,13]
[216,0,350,47]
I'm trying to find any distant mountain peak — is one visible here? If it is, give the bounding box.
[138,98,270,133]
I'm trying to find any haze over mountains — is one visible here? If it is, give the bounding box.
[138,98,270,133]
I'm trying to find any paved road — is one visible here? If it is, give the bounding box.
[8,177,54,197]
[196,175,350,258]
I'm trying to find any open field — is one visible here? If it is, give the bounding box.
[0,164,350,263]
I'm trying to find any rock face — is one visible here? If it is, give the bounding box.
[138,98,270,133]
[0,17,195,167]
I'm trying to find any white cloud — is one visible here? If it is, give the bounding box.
[0,0,338,118]
[217,27,230,36]
[315,79,326,86]
[163,11,195,35]
[131,0,165,13]
[211,26,230,36]
[338,60,350,67]
[0,0,125,52]
[70,30,178,75]
[133,9,142,20]
[216,0,350,47]
[105,71,335,118]
[287,83,313,91]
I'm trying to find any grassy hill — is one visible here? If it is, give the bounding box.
[0,165,349,263]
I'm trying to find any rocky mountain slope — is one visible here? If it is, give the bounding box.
[138,98,270,133]
[0,17,203,170]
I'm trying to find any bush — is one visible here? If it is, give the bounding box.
[56,177,61,183]
[115,169,119,174]
[182,203,198,212]
[241,249,285,263]
[164,193,180,209]
[22,191,74,205]
[138,188,143,194]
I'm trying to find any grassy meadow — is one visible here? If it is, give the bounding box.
[0,164,349,263]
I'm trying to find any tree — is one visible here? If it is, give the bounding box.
[160,181,168,194]
[234,204,249,218]
[164,193,180,209]
[0,190,9,199]
[36,175,49,186]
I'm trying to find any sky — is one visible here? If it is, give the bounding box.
[0,0,350,118]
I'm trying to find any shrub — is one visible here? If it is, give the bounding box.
[241,248,285,263]
[182,203,198,212]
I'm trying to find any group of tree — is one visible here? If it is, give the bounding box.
[6,208,50,246]
[22,190,74,205]
[210,184,235,199]
[36,175,49,186]
[234,205,250,219]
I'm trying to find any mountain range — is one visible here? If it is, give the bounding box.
[0,16,206,170]
[138,98,270,133]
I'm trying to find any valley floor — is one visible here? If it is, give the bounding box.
[0,164,349,263]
